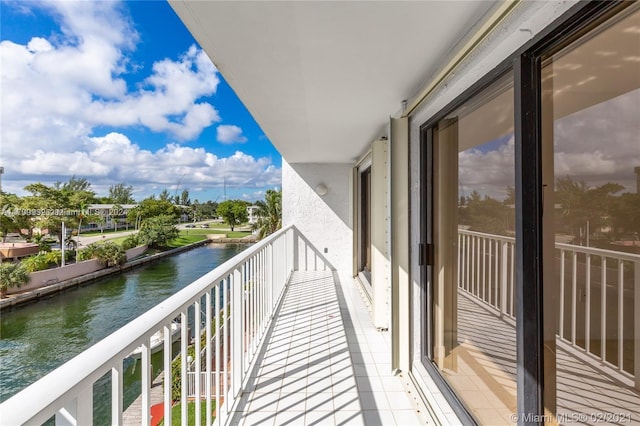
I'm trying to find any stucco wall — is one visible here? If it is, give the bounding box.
[9,245,147,294]
[282,160,353,274]
[16,259,104,293]
[126,245,147,260]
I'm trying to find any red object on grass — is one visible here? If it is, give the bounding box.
[150,402,164,426]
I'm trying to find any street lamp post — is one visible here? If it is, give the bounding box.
[61,222,66,267]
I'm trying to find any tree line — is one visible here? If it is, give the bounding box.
[1,176,283,243]
[459,177,639,248]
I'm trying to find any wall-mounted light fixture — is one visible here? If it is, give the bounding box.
[316,183,328,196]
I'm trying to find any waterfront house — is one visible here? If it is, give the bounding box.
[2,1,638,425]
[247,206,259,226]
[84,204,138,232]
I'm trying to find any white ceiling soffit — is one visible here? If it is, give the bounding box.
[169,1,499,164]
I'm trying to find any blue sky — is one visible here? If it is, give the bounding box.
[0,0,282,203]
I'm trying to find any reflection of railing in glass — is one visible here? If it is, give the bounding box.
[457,229,640,389]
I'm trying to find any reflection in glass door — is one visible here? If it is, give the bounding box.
[426,73,517,424]
[542,5,640,423]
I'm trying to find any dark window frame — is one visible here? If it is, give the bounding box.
[358,165,372,281]
[416,1,628,423]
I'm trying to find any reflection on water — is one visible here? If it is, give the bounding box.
[0,243,248,404]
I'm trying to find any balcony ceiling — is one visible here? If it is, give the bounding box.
[169,1,499,163]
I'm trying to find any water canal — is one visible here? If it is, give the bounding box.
[0,243,249,414]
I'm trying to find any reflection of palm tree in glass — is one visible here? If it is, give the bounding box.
[555,176,627,245]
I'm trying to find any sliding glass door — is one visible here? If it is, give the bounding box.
[425,73,517,424]
[419,2,639,424]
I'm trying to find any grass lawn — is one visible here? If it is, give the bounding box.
[81,228,133,236]
[165,234,207,248]
[104,229,250,249]
[105,233,205,248]
[182,229,252,239]
[107,236,129,245]
[159,400,215,425]
[224,231,252,238]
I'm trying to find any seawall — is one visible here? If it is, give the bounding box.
[0,239,213,311]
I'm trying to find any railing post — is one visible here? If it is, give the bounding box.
[585,254,591,354]
[164,324,174,426]
[111,362,123,426]
[559,250,565,339]
[55,386,93,426]
[509,243,515,316]
[601,257,607,362]
[482,238,486,302]
[222,277,229,417]
[55,400,77,426]
[206,291,213,426]
[194,299,202,426]
[214,284,221,426]
[500,241,508,318]
[231,268,243,398]
[76,385,93,425]
[269,242,274,318]
[293,229,299,271]
[141,339,151,426]
[635,259,640,390]
[467,235,472,293]
[471,235,476,296]
[493,240,499,307]
[458,232,462,291]
[180,310,188,425]
[618,260,624,371]
[571,251,577,345]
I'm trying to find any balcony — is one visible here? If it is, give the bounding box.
[0,226,426,426]
[2,225,637,425]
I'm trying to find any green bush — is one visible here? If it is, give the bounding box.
[0,262,30,295]
[137,215,179,249]
[78,241,126,267]
[21,251,60,272]
[121,235,139,251]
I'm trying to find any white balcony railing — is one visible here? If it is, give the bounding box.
[458,229,640,390]
[0,225,331,425]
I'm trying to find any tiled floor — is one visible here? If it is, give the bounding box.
[229,270,429,426]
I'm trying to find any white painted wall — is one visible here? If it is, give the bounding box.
[282,160,353,274]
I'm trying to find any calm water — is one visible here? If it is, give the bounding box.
[0,244,248,407]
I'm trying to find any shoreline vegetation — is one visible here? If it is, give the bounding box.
[0,230,255,311]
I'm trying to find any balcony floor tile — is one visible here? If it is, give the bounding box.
[229,271,428,425]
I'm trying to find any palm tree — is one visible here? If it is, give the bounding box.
[0,262,30,298]
[252,189,282,239]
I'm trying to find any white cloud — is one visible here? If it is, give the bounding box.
[0,0,271,199]
[21,151,111,176]
[458,88,640,200]
[216,125,248,144]
[553,89,640,190]
[6,132,280,197]
[0,0,221,173]
[459,136,515,201]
